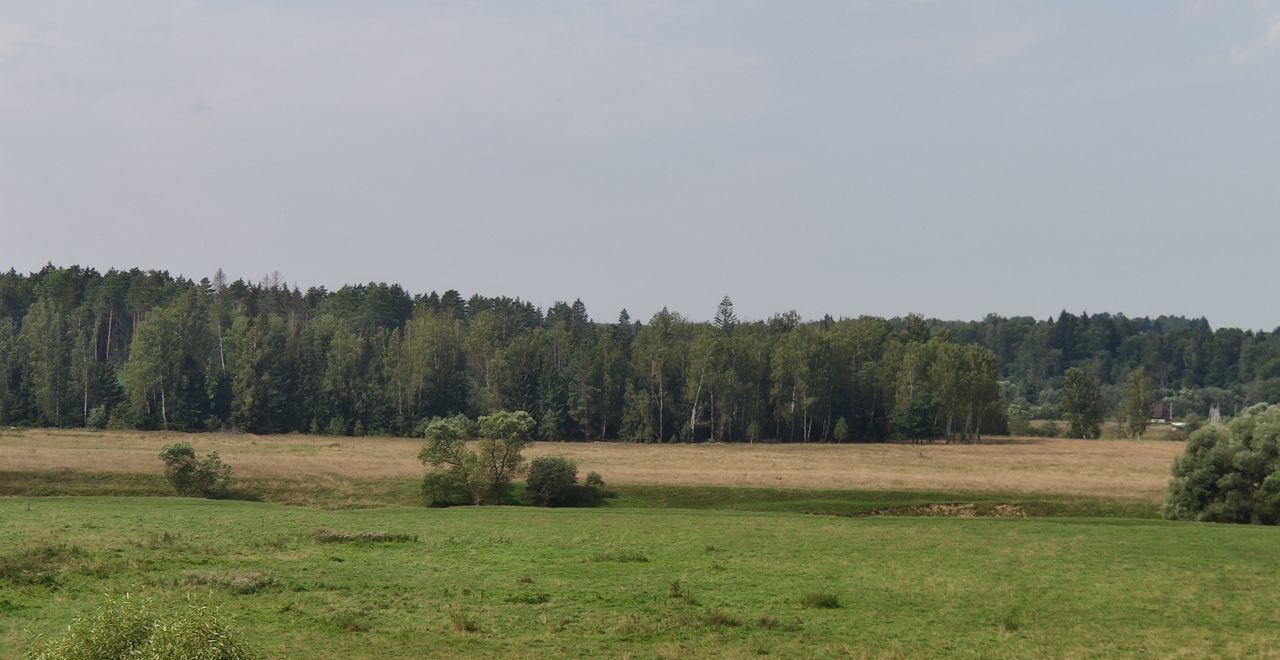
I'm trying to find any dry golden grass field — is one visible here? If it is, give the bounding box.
[0,429,1183,502]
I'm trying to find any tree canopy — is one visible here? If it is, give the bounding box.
[1,265,1277,442]
[1165,403,1280,524]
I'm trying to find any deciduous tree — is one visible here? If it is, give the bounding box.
[1062,368,1104,439]
[1122,367,1155,439]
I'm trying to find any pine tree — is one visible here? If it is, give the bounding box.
[613,309,634,347]
[712,296,737,336]
[570,299,589,327]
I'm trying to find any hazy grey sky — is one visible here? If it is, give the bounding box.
[2,2,1278,329]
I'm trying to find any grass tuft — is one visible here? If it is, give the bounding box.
[668,580,698,605]
[504,592,551,604]
[450,612,481,633]
[999,610,1022,632]
[586,550,649,563]
[310,527,417,544]
[699,609,741,628]
[138,531,182,549]
[799,592,841,609]
[179,570,275,595]
[327,609,371,633]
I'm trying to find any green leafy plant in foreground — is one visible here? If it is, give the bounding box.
[28,592,257,660]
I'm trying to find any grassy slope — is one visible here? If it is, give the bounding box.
[2,497,1278,659]
[608,484,1161,518]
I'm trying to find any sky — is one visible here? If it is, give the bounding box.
[2,1,1279,329]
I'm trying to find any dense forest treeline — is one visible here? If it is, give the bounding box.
[1,265,1278,441]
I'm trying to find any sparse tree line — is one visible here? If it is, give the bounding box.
[417,409,608,507]
[2,265,1279,442]
[158,409,608,508]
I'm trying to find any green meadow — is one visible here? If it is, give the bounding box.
[2,496,1278,658]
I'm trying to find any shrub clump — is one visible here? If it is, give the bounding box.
[28,592,257,660]
[0,544,85,587]
[525,457,609,507]
[1164,403,1280,524]
[525,456,577,506]
[325,609,371,633]
[157,443,234,499]
[755,614,782,629]
[179,571,275,595]
[421,471,471,508]
[449,611,480,633]
[698,609,741,628]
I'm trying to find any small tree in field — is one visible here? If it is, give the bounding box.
[475,410,535,500]
[418,414,482,505]
[418,411,534,506]
[158,443,234,499]
[1062,368,1104,439]
[1122,367,1155,439]
[833,417,850,442]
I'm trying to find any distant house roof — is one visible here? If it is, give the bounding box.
[1150,402,1168,419]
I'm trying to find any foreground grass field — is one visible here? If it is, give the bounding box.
[1,497,1278,659]
[3,430,1265,657]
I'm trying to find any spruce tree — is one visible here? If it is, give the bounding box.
[712,296,737,335]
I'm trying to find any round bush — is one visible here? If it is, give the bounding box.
[158,443,234,499]
[525,456,579,507]
[1164,403,1280,524]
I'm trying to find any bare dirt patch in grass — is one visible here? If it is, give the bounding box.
[0,429,1182,501]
